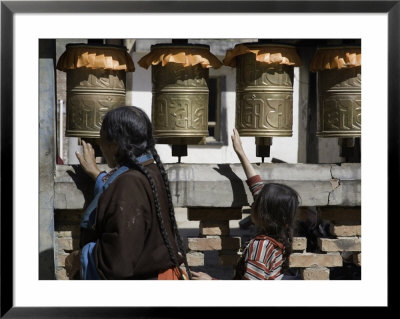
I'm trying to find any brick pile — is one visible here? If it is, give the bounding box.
[186,207,242,268]
[186,206,361,280]
[289,206,361,280]
[53,206,361,280]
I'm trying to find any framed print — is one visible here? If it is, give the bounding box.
[1,0,396,316]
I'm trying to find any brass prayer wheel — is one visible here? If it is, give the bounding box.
[223,43,301,138]
[56,43,135,138]
[236,61,294,137]
[310,46,361,138]
[138,43,223,145]
[151,59,209,140]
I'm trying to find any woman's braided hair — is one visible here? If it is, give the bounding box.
[150,147,192,279]
[100,106,192,279]
[252,183,300,273]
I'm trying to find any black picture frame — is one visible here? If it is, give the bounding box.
[1,1,395,317]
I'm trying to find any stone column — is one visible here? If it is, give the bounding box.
[39,39,56,279]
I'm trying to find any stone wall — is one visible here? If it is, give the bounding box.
[53,164,361,280]
[55,163,361,209]
[54,206,361,280]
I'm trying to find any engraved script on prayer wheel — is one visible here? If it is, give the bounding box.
[151,60,209,139]
[228,44,300,137]
[138,43,223,144]
[311,46,361,138]
[66,68,126,138]
[56,44,135,138]
[139,43,217,144]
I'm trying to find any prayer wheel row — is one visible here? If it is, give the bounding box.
[56,42,361,154]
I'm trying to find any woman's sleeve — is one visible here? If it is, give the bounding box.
[93,175,151,279]
[246,175,264,199]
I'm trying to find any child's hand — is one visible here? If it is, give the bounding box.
[191,271,214,280]
[75,140,101,180]
[231,128,245,156]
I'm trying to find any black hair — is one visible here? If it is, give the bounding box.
[100,106,192,279]
[252,183,300,272]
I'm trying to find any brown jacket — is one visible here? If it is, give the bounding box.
[88,162,181,279]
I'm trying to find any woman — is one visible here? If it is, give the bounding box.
[65,106,191,280]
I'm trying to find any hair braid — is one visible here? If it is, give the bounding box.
[151,147,192,279]
[126,150,180,269]
[101,105,192,279]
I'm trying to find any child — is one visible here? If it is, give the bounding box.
[191,128,300,280]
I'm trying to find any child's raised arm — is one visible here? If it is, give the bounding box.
[231,128,257,180]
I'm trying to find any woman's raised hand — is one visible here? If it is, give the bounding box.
[75,140,101,180]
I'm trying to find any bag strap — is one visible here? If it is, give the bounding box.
[80,152,154,229]
[80,165,130,229]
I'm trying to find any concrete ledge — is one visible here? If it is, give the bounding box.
[54,163,361,209]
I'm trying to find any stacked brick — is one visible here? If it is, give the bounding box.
[289,206,361,280]
[186,208,242,268]
[52,206,361,280]
[54,209,83,280]
[320,206,361,269]
[185,206,361,280]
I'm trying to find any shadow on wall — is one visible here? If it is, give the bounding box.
[39,249,55,279]
[213,164,249,207]
[66,165,96,209]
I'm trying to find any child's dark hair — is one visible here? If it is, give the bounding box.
[252,183,300,272]
[100,105,192,279]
